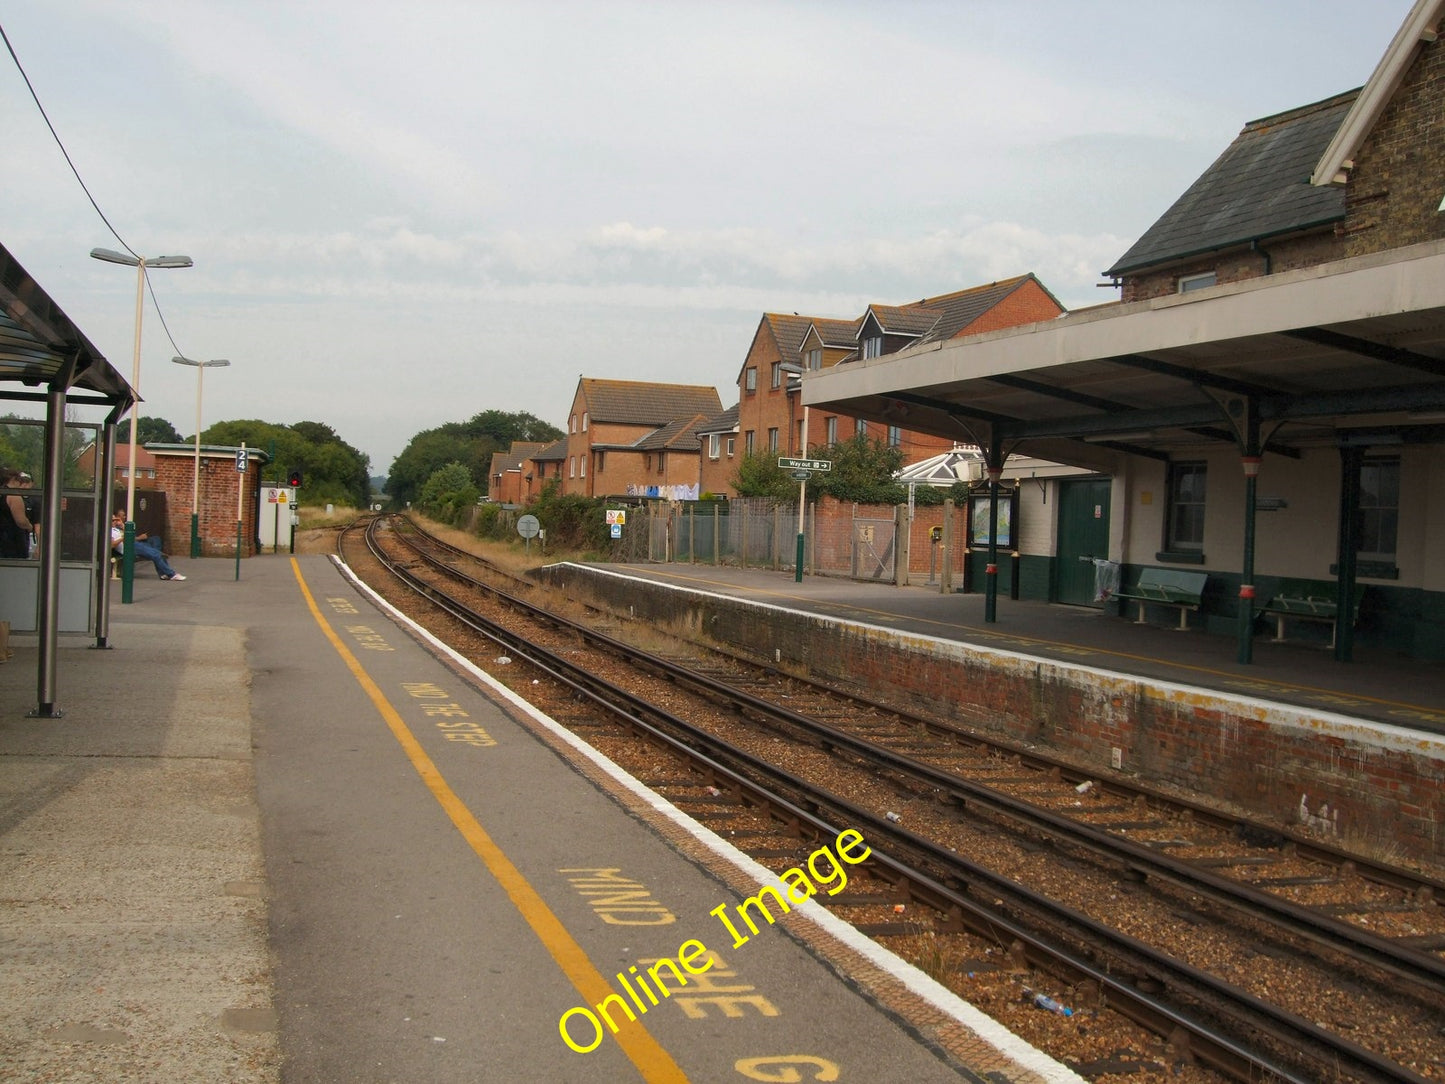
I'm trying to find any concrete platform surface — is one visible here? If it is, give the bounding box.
[0,554,1085,1083]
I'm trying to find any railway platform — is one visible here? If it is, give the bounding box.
[0,553,1083,1083]
[584,561,1445,732]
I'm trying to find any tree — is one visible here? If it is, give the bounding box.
[384,410,563,508]
[203,418,371,508]
[121,416,182,445]
[417,461,478,525]
[731,451,795,498]
[813,436,907,504]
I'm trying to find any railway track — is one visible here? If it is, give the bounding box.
[342,514,1445,1083]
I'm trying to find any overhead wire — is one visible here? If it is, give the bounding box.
[0,17,190,364]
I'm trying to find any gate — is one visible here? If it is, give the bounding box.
[851,517,896,581]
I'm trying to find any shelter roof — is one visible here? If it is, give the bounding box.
[1,242,133,406]
[804,240,1445,470]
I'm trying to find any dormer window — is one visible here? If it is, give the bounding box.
[862,335,883,359]
[806,347,822,371]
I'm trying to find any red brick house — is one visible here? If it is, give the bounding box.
[695,404,739,498]
[732,275,1066,495]
[559,378,723,499]
[487,441,548,505]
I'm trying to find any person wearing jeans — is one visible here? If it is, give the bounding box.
[110,511,185,581]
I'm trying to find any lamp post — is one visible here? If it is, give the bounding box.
[171,356,230,557]
[91,247,193,603]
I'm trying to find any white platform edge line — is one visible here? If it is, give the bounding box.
[330,554,1087,1084]
[562,563,1445,758]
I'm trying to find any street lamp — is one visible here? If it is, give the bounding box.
[90,247,193,603]
[171,356,230,557]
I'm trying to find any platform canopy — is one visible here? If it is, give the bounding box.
[802,240,1445,468]
[2,240,135,718]
[1,242,134,410]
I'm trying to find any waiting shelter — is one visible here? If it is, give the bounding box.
[0,241,136,716]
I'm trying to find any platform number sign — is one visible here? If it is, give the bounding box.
[236,447,249,473]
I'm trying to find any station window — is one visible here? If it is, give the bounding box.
[1166,461,1206,551]
[1358,456,1399,562]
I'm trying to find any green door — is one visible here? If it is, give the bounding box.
[1055,478,1112,607]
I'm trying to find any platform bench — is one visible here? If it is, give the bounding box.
[1113,568,1208,630]
[1258,580,1365,648]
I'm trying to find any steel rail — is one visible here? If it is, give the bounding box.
[358,517,1434,1084]
[387,516,1445,998]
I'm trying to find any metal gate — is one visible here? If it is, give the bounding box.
[851,517,896,581]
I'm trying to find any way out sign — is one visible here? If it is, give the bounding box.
[779,457,832,473]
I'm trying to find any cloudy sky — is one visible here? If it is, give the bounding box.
[0,1,1410,475]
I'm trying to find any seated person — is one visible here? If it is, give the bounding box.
[110,511,185,581]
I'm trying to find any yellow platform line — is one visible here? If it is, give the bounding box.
[291,560,687,1082]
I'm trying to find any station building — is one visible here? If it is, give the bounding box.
[802,0,1445,663]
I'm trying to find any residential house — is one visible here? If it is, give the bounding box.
[696,404,739,497]
[487,441,548,505]
[525,438,567,499]
[733,276,1066,497]
[561,378,723,499]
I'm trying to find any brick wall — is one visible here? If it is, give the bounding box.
[543,564,1443,865]
[1343,34,1445,257]
[150,452,263,557]
[1120,231,1345,303]
[960,278,1064,335]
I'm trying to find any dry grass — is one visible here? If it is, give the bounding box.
[297,504,364,529]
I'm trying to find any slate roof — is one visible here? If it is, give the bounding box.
[530,438,567,462]
[914,276,1058,345]
[762,313,813,363]
[579,378,723,425]
[808,318,861,349]
[695,403,740,436]
[634,413,711,451]
[849,276,1058,355]
[1106,91,1357,277]
[496,441,547,473]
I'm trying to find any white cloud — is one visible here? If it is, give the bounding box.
[0,1,1410,472]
